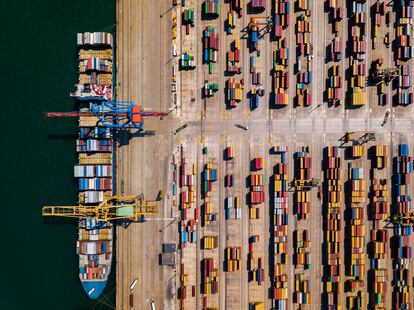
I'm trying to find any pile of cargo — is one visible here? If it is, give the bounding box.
[225,247,241,271]
[349,62,366,106]
[323,146,342,309]
[180,52,196,70]
[294,230,311,270]
[201,258,218,294]
[248,235,264,284]
[293,274,310,304]
[225,78,243,108]
[295,15,312,106]
[326,65,341,104]
[392,144,413,310]
[347,165,366,300]
[182,8,195,35]
[395,1,414,61]
[271,147,288,308]
[203,81,219,98]
[227,38,241,74]
[202,163,218,226]
[203,26,219,73]
[225,196,241,219]
[178,157,198,248]
[250,0,266,9]
[273,0,290,37]
[294,147,312,219]
[327,0,343,34]
[272,40,289,107]
[203,0,220,17]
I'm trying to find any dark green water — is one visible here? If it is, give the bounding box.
[1,1,115,309]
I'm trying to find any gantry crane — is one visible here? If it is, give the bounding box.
[293,178,319,190]
[42,195,157,222]
[340,131,376,146]
[249,16,273,33]
[46,101,167,131]
[388,214,414,227]
[371,67,399,85]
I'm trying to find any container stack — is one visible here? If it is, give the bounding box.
[397,64,413,106]
[249,18,260,51]
[225,78,243,108]
[327,0,343,34]
[227,38,241,74]
[294,230,311,270]
[326,65,342,105]
[225,247,241,272]
[180,52,196,70]
[323,146,342,309]
[179,156,198,248]
[250,57,261,86]
[225,196,241,219]
[224,146,234,160]
[203,0,220,17]
[293,274,310,305]
[203,26,219,73]
[350,144,366,158]
[346,291,364,309]
[349,62,366,106]
[182,8,195,35]
[395,1,414,61]
[350,2,366,60]
[202,163,218,226]
[250,87,265,110]
[201,258,219,294]
[249,302,264,310]
[370,178,389,221]
[294,147,312,219]
[248,235,264,285]
[272,39,289,107]
[347,166,366,301]
[271,147,288,309]
[372,1,386,45]
[392,144,413,310]
[224,174,235,187]
[227,11,237,33]
[203,81,219,98]
[74,32,113,101]
[373,145,389,170]
[329,37,342,61]
[251,0,266,9]
[178,264,189,306]
[296,14,312,107]
[202,236,218,250]
[249,173,265,217]
[273,0,290,37]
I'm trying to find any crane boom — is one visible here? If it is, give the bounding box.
[42,195,158,222]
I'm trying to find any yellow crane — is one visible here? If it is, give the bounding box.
[42,195,157,222]
[293,178,319,190]
[340,131,376,145]
[389,214,414,227]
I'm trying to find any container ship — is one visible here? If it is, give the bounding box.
[73,32,114,299]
